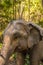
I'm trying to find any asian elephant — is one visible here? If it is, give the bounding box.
[0,19,43,65]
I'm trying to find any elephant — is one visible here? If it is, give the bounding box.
[0,19,43,65]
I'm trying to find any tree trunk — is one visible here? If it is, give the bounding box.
[42,0,43,6]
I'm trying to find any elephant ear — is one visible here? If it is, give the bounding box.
[27,23,42,48]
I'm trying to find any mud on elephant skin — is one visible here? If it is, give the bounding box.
[0,20,43,65]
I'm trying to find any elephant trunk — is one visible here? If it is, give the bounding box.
[0,34,11,65]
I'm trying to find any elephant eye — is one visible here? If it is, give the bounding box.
[13,33,22,39]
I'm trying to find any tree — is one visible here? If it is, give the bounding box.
[42,0,43,6]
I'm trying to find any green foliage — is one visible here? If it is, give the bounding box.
[38,20,43,27]
[0,0,43,31]
[0,43,2,48]
[25,54,30,65]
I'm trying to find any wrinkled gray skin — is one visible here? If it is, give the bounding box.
[0,20,42,65]
[27,23,43,65]
[30,40,43,65]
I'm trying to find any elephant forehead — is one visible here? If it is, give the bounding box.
[11,24,27,35]
[14,24,25,32]
[6,23,25,33]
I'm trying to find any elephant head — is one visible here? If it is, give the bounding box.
[0,20,42,65]
[0,19,28,65]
